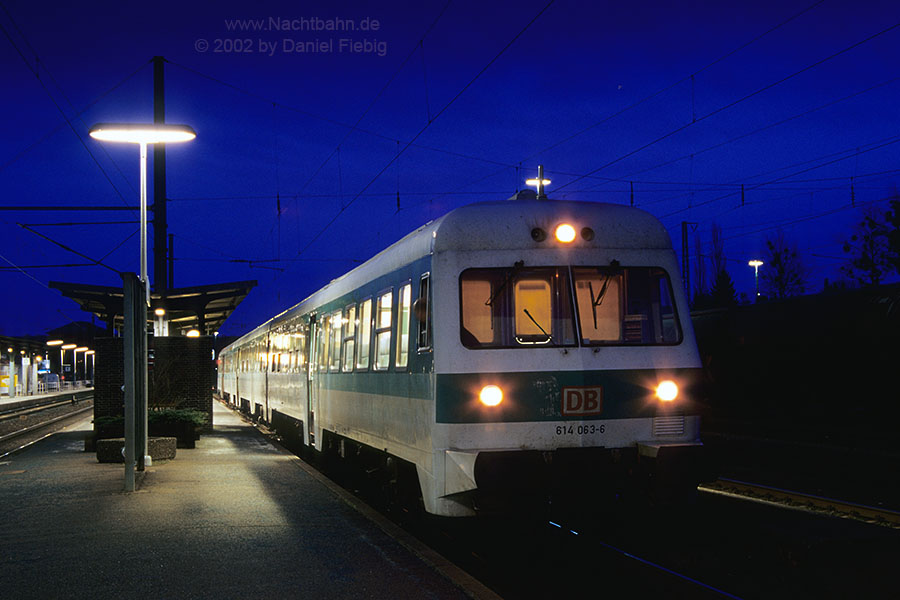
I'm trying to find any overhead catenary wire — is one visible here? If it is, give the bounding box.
[554,20,900,195]
[292,0,557,260]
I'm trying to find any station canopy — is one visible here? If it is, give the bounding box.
[49,280,256,336]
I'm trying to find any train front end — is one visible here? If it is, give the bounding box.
[424,199,704,516]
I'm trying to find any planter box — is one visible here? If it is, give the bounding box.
[96,437,177,463]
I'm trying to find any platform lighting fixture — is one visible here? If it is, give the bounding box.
[61,344,77,350]
[186,329,201,338]
[46,340,64,346]
[154,308,166,316]
[748,259,764,298]
[89,123,196,303]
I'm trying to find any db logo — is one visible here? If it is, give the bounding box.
[562,386,603,416]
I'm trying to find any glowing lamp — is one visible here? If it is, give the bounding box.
[61,344,77,350]
[555,224,577,243]
[155,308,166,316]
[186,330,201,338]
[479,385,504,407]
[89,123,196,144]
[46,340,64,346]
[75,347,88,352]
[655,380,679,402]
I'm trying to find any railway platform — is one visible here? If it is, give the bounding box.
[0,400,490,600]
[0,387,92,411]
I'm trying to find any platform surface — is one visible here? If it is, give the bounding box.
[0,401,478,599]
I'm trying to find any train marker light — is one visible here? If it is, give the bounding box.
[555,224,576,243]
[655,380,678,402]
[479,385,504,407]
[531,227,547,242]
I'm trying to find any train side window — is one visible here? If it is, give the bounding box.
[374,290,393,370]
[396,283,411,369]
[460,278,494,345]
[329,311,342,372]
[342,304,356,372]
[415,274,432,352]
[357,298,372,370]
[318,316,330,372]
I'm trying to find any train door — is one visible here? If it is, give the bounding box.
[306,314,319,447]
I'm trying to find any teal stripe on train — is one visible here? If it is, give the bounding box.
[435,368,703,424]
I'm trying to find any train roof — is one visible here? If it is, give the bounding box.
[223,199,672,348]
[433,199,672,252]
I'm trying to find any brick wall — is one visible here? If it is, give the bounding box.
[94,336,214,429]
[94,337,124,418]
[150,336,214,429]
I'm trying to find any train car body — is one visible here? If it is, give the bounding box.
[218,198,704,516]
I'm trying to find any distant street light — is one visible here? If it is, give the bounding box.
[748,259,764,299]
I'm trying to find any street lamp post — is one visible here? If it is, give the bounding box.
[748,260,763,300]
[89,122,195,481]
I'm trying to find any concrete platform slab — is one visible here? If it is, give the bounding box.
[0,401,483,599]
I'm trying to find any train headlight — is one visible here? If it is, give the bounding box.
[655,380,678,402]
[555,223,576,243]
[479,385,504,407]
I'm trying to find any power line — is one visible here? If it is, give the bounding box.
[0,9,142,212]
[455,0,829,195]
[583,74,900,199]
[555,20,900,194]
[294,0,557,259]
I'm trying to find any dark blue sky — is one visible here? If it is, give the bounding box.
[1,0,899,337]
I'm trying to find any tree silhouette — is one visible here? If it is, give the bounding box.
[761,230,806,299]
[842,206,893,286]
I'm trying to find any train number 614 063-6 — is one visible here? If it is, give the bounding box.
[556,423,605,435]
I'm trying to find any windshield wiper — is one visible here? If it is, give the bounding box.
[486,260,524,306]
[522,308,552,341]
[588,276,612,329]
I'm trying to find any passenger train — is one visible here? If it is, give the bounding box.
[217,194,705,516]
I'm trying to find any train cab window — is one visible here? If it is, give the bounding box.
[374,290,393,370]
[572,267,682,345]
[459,267,576,348]
[329,311,342,372]
[396,283,411,369]
[460,278,494,344]
[357,298,372,370]
[514,278,553,344]
[574,271,623,342]
[342,304,356,372]
[416,274,432,352]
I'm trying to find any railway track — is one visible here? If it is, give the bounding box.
[231,401,899,598]
[0,394,93,459]
[700,477,900,528]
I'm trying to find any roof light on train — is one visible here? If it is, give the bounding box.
[531,227,547,242]
[655,380,678,402]
[555,224,576,243]
[479,385,504,407]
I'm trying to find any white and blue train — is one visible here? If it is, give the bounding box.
[217,196,705,516]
